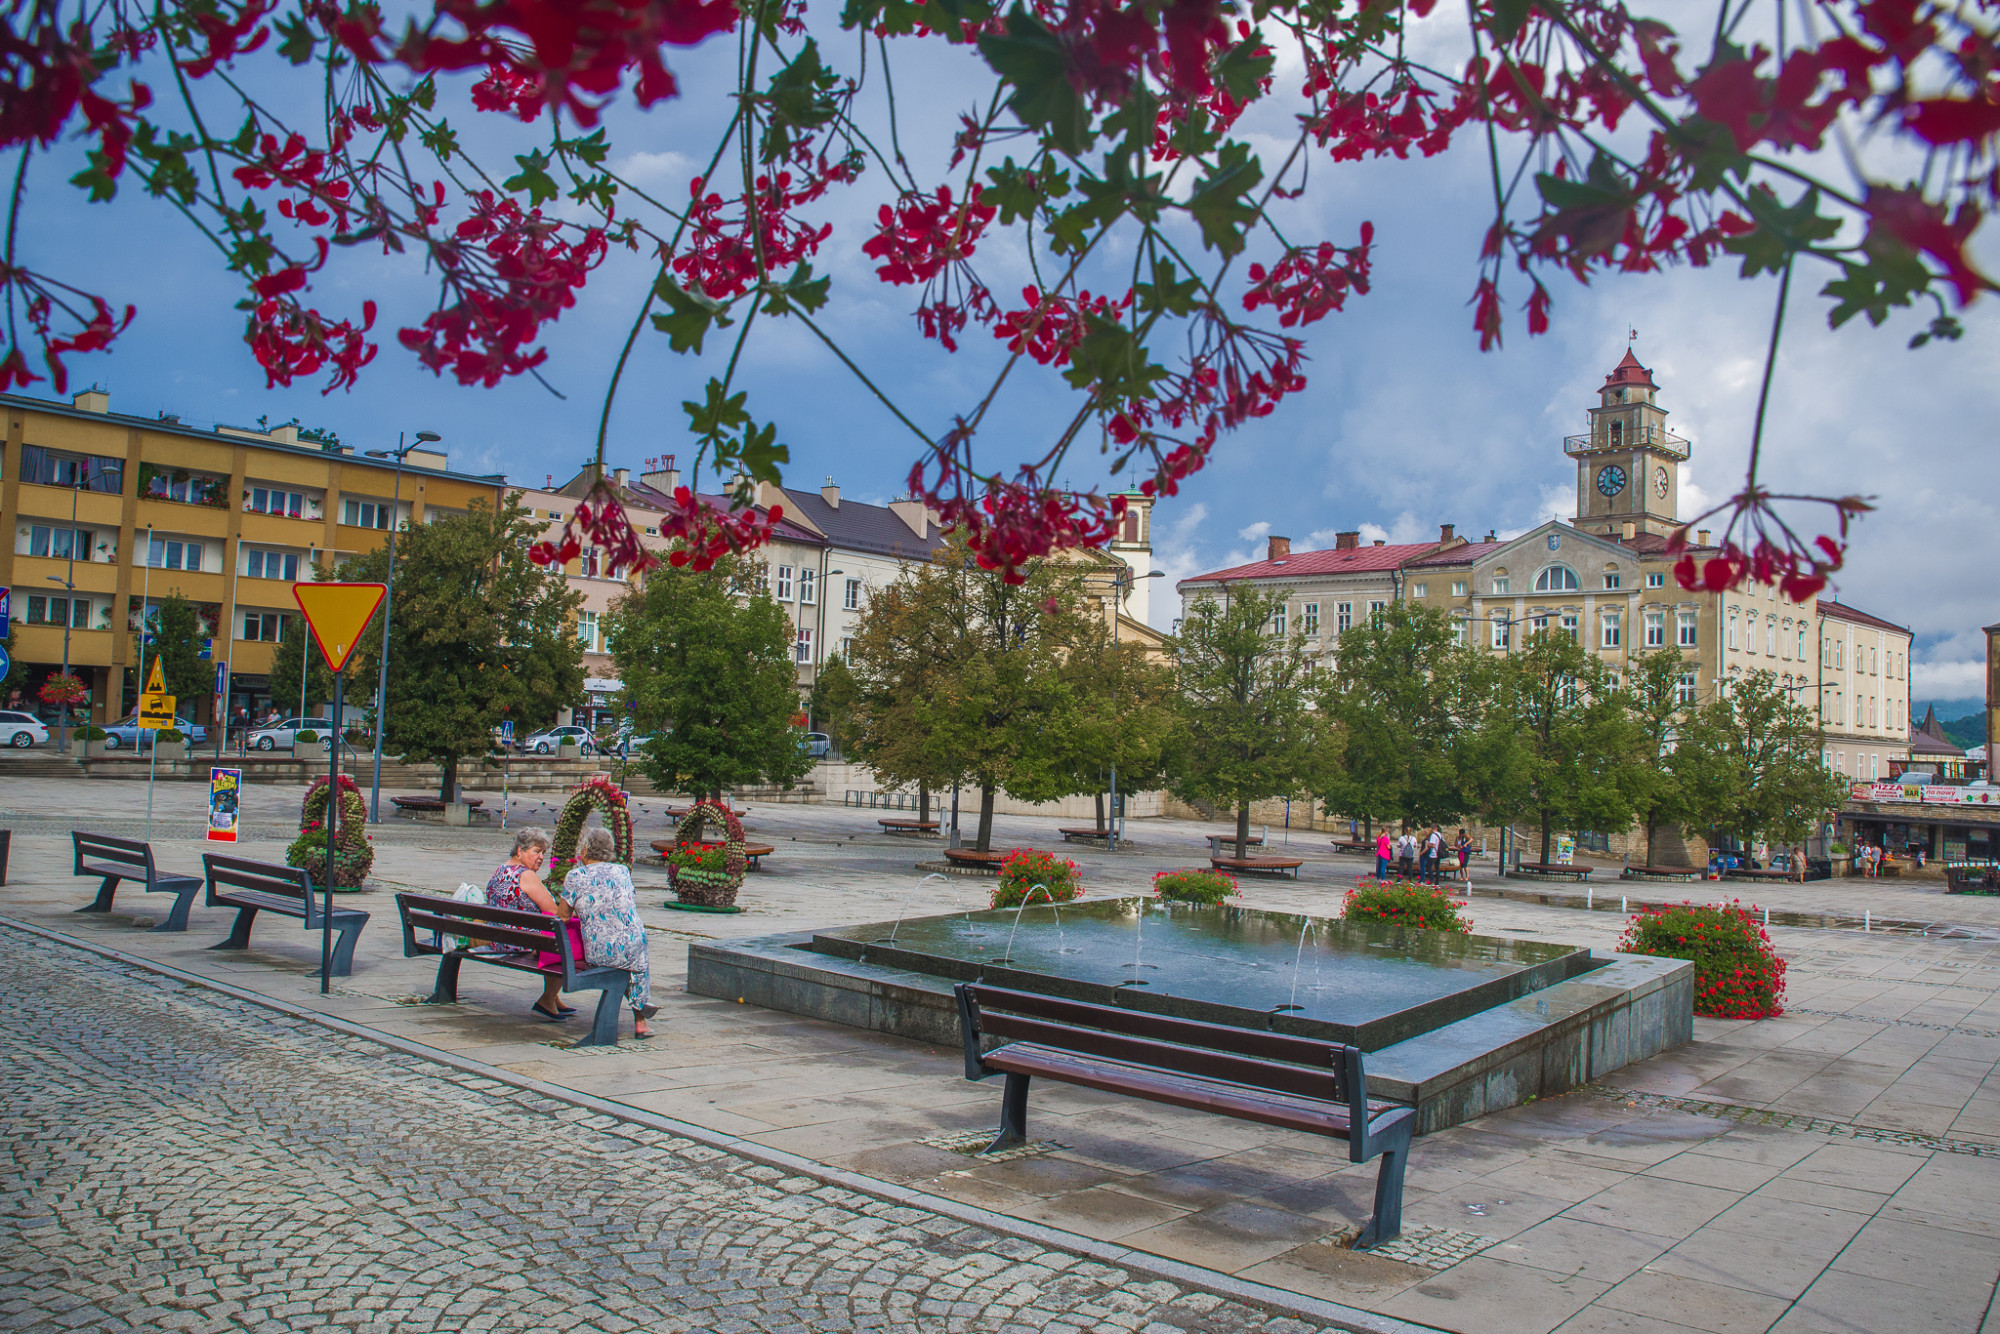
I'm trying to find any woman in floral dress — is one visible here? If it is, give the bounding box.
[485,825,581,1022]
[562,826,656,1039]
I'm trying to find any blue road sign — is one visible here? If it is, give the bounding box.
[215,661,228,693]
[500,720,515,742]
[0,587,9,637]
[0,645,10,681]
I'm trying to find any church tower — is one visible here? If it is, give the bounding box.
[1569,349,1689,539]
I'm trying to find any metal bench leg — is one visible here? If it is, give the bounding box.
[209,905,259,951]
[76,875,119,914]
[324,921,363,979]
[426,955,463,1004]
[573,983,624,1048]
[1352,1119,1413,1251]
[152,885,200,934]
[988,1072,1031,1152]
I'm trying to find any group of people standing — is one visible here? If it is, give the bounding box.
[1373,825,1473,885]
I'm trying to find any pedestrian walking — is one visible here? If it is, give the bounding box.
[1396,829,1417,880]
[1423,826,1445,885]
[1375,829,1392,881]
[1455,829,1472,882]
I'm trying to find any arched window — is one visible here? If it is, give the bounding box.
[1534,564,1581,592]
[1609,420,1624,447]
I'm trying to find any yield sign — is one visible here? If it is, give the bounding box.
[293,583,387,674]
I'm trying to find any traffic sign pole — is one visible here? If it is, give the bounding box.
[322,670,341,994]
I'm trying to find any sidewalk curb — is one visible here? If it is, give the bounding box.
[0,913,1442,1334]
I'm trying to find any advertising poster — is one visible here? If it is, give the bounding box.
[1554,834,1576,865]
[207,767,242,842]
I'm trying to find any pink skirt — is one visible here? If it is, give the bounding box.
[536,919,585,974]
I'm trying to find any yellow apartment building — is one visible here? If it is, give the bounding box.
[2,388,504,727]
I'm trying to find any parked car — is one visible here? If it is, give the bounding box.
[0,710,49,748]
[611,728,658,759]
[802,731,832,759]
[246,717,322,750]
[524,724,597,755]
[103,715,209,749]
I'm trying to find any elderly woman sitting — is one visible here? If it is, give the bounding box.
[562,826,656,1039]
[485,825,582,1022]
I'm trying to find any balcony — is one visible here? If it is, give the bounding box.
[1564,426,1690,460]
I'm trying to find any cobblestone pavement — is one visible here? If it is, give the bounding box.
[0,931,1385,1334]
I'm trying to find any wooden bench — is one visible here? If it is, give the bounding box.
[878,818,940,837]
[1511,862,1592,882]
[394,892,632,1047]
[203,853,371,978]
[1721,867,1791,883]
[1206,833,1264,854]
[666,804,747,820]
[1058,826,1111,844]
[1622,865,1701,883]
[955,983,1415,1250]
[71,831,203,932]
[1211,855,1304,878]
[1330,840,1373,855]
[390,794,485,814]
[943,847,1005,870]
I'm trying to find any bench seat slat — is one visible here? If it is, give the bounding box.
[979,1012,1338,1100]
[986,1044,1357,1138]
[972,986,1343,1070]
[403,910,559,956]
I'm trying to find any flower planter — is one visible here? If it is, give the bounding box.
[297,739,331,762]
[85,740,109,759]
[155,740,188,762]
[669,864,740,909]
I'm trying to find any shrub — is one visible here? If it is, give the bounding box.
[991,848,1083,910]
[1153,868,1240,905]
[295,730,320,744]
[1341,878,1472,933]
[1618,901,1786,1019]
[76,725,108,741]
[662,841,728,875]
[157,727,186,743]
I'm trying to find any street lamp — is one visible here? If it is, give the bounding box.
[1105,567,1164,852]
[364,429,440,822]
[47,460,86,753]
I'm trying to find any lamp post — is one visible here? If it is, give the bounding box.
[364,430,439,822]
[48,462,86,752]
[1105,566,1164,853]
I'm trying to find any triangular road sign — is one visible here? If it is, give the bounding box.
[293,583,388,674]
[145,658,165,694]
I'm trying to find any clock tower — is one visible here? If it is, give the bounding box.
[1569,348,1688,539]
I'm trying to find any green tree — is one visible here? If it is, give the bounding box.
[1318,603,1488,834]
[607,555,812,802]
[1483,629,1641,865]
[338,497,584,801]
[1622,649,1700,866]
[135,592,212,710]
[807,653,859,757]
[1,630,30,700]
[1051,629,1179,834]
[1168,583,1333,858]
[845,536,1095,851]
[1676,673,1846,851]
[266,609,337,721]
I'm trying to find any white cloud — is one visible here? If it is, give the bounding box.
[1912,659,1986,701]
[1237,520,1272,543]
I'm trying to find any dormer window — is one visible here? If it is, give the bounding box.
[1534,564,1581,592]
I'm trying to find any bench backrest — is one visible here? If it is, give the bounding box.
[73,831,155,879]
[394,891,581,987]
[204,853,324,923]
[959,983,1368,1124]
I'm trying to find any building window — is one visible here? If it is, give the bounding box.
[775,565,794,601]
[1451,580,1467,597]
[138,462,229,508]
[1836,750,1846,774]
[1603,571,1621,590]
[1644,611,1665,647]
[21,444,123,492]
[795,626,813,664]
[1492,576,1511,595]
[1728,610,1739,650]
[244,549,300,581]
[1336,602,1352,633]
[24,595,89,627]
[239,611,288,642]
[1368,600,1387,625]
[1647,571,1665,588]
[1677,610,1697,647]
[341,498,391,529]
[1797,626,1808,661]
[844,578,862,611]
[1533,565,1579,592]
[1560,612,1578,642]
[247,487,309,518]
[1492,614,1511,650]
[1412,582,1428,598]
[1301,603,1319,635]
[1451,615,1468,645]
[1271,605,1287,636]
[146,537,204,571]
[1606,670,1621,691]
[1601,613,1621,648]
[1766,615,1777,656]
[580,548,602,578]
[839,636,854,659]
[576,610,599,652]
[1676,671,1697,704]
[799,567,817,606]
[24,525,94,560]
[1531,614,1550,637]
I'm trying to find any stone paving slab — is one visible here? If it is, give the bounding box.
[3,777,2000,1332]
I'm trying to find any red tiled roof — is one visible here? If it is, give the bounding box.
[622,480,826,546]
[1818,599,1909,637]
[1605,348,1657,389]
[1402,542,1482,568]
[1182,541,1440,583]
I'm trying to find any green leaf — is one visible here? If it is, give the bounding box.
[759,39,843,163]
[1722,185,1840,278]
[1184,140,1263,255]
[979,8,1092,156]
[275,11,316,64]
[683,378,754,438]
[420,119,458,159]
[983,157,1065,225]
[557,128,610,166]
[1211,32,1274,104]
[651,276,733,354]
[730,419,790,486]
[1062,312,1169,405]
[763,262,831,316]
[1134,256,1202,318]
[504,149,559,205]
[70,152,119,202]
[1489,0,1533,45]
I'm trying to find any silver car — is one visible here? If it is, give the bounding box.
[0,710,49,748]
[246,717,323,750]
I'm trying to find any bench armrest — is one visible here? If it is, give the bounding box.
[954,983,991,1081]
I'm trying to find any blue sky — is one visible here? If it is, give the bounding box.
[18,12,2000,717]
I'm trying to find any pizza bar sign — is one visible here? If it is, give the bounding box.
[1851,784,2000,807]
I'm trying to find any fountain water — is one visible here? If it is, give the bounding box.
[881,873,951,947]
[1279,916,1314,1011]
[1000,884,1053,964]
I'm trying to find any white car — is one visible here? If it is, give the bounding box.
[0,710,49,748]
[246,717,323,750]
[523,725,596,755]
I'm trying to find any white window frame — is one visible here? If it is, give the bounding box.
[799,567,817,606]
[1678,610,1698,648]
[1601,613,1621,649]
[1412,583,1427,599]
[795,626,813,664]
[774,565,794,601]
[843,578,862,611]
[1647,571,1665,588]
[1301,603,1319,635]
[1451,580,1468,597]
[1644,611,1665,647]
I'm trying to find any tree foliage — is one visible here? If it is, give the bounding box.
[1676,672,1848,848]
[136,592,212,710]
[1621,649,1701,865]
[607,555,812,802]
[266,600,337,718]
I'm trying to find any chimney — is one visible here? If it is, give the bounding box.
[1266,535,1291,563]
[640,452,680,495]
[1335,531,1360,551]
[1439,523,1455,544]
[1373,539,1385,547]
[1622,521,1637,540]
[72,388,109,413]
[614,467,630,489]
[821,477,840,509]
[889,496,933,537]
[1484,531,1497,543]
[1696,528,1711,547]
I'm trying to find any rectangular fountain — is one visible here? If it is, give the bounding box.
[689,898,1693,1133]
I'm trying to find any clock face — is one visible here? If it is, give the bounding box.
[1596,464,1628,497]
[1655,465,1670,497]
